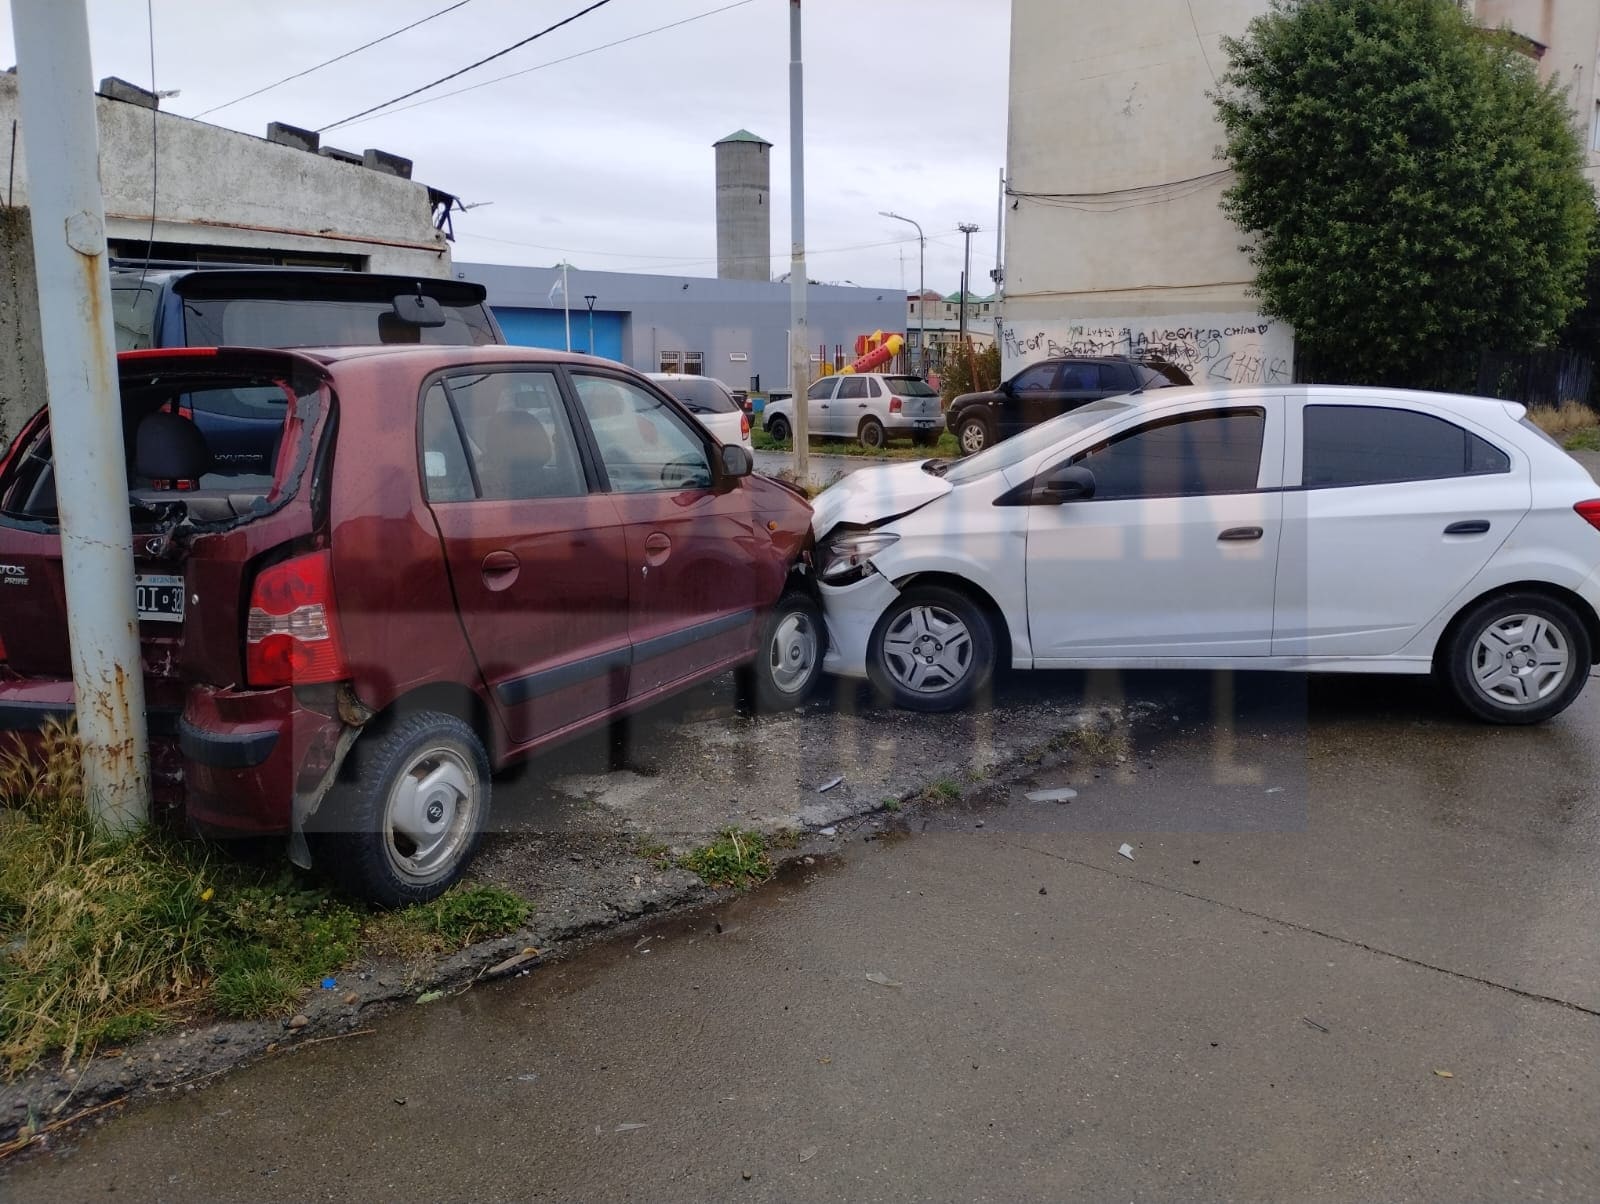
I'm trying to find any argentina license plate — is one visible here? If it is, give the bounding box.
[136,573,185,623]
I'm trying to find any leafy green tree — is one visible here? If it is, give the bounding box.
[1214,0,1596,390]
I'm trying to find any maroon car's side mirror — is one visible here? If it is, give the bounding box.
[718,444,753,481]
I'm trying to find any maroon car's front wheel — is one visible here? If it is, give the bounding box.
[740,592,825,714]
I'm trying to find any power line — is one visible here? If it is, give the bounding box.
[318,0,615,133]
[336,0,762,131]
[193,1,475,119]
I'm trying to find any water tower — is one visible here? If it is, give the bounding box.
[714,129,772,282]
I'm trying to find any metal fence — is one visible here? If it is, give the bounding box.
[1475,349,1595,410]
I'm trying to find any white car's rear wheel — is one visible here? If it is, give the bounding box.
[867,584,997,712]
[1442,592,1591,725]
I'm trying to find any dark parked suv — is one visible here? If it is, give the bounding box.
[946,356,1191,455]
[0,346,820,904]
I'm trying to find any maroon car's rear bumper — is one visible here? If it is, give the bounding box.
[0,675,343,836]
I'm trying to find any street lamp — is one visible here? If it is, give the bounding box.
[880,210,925,376]
[957,222,980,352]
[583,294,597,356]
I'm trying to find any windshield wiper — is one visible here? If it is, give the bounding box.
[921,458,951,477]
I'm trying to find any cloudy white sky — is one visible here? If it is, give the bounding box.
[0,0,1012,293]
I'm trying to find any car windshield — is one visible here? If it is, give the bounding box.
[882,376,938,397]
[939,395,1137,484]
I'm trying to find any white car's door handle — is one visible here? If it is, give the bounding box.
[1444,520,1491,536]
[1218,526,1264,542]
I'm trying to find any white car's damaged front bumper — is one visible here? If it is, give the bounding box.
[819,570,901,678]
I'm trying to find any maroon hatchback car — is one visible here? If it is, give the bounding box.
[0,345,822,903]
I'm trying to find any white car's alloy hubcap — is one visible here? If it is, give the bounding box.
[1471,614,1570,707]
[882,605,974,693]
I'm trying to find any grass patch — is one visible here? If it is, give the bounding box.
[0,721,528,1074]
[1526,402,1598,439]
[632,838,673,870]
[1051,724,1133,764]
[754,428,960,461]
[881,797,902,813]
[1564,428,1600,452]
[677,827,774,889]
[920,778,962,805]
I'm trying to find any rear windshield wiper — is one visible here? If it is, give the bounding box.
[921,458,951,477]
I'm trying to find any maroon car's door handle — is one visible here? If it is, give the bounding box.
[643,532,672,566]
[481,550,520,590]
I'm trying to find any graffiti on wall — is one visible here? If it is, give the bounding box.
[999,313,1294,387]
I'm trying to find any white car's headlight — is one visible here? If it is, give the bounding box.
[819,532,899,584]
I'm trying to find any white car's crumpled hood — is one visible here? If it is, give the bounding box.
[810,460,952,541]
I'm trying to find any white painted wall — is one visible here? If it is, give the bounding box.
[0,73,451,276]
[1004,0,1270,333]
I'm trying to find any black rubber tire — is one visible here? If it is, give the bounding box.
[956,413,992,456]
[738,592,827,714]
[867,583,997,713]
[858,416,887,450]
[314,711,491,907]
[1440,591,1592,725]
[766,413,791,442]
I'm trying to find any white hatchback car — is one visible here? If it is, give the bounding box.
[812,386,1600,724]
[764,373,942,449]
[648,373,751,451]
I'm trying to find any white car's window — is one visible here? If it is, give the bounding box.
[807,378,837,401]
[1304,404,1510,487]
[838,377,868,400]
[941,396,1135,485]
[1069,409,1266,499]
[572,373,712,494]
[868,378,883,398]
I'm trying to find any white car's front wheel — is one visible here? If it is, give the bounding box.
[867,584,997,712]
[1441,592,1591,725]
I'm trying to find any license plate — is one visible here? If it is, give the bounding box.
[914,419,936,428]
[136,574,185,623]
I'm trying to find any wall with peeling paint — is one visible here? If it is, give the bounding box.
[1475,0,1600,187]
[0,73,451,277]
[0,206,45,449]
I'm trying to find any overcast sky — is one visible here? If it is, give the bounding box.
[0,0,1011,293]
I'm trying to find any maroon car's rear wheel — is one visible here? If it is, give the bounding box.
[316,710,490,906]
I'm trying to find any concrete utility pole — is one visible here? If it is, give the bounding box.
[788,0,810,481]
[880,210,924,375]
[11,0,151,830]
[958,221,980,351]
[992,168,1005,345]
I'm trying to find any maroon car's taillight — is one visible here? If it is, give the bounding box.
[246,550,349,687]
[889,396,903,413]
[1577,501,1600,533]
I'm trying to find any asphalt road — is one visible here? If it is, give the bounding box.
[10,670,1599,1201]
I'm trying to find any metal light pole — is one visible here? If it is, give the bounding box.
[880,210,924,376]
[11,0,150,830]
[958,222,979,351]
[584,294,596,355]
[562,261,571,351]
[788,0,810,480]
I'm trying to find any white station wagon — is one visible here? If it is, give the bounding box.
[812,386,1600,724]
